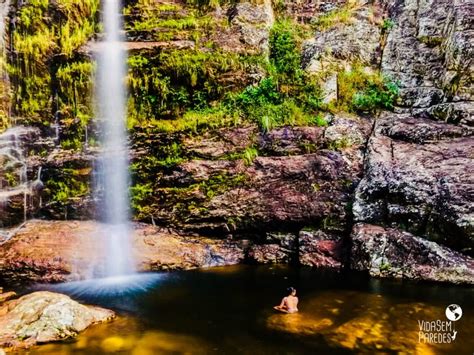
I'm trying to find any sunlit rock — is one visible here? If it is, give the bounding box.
[0,291,114,350]
[0,220,247,283]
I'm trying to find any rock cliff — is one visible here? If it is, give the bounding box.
[0,0,472,284]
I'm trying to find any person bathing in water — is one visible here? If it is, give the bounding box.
[274,287,298,313]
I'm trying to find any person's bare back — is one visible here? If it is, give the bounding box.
[274,287,299,313]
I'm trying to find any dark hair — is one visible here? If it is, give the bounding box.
[287,287,296,294]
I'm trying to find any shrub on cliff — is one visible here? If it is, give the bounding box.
[352,78,399,112]
[336,67,399,113]
[269,21,303,82]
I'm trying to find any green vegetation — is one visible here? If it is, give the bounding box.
[269,21,303,81]
[381,18,395,31]
[311,2,357,31]
[131,169,248,221]
[8,0,99,125]
[125,16,327,134]
[335,66,399,113]
[224,20,324,132]
[46,167,91,215]
[4,172,19,187]
[130,183,153,216]
[156,142,185,168]
[199,173,247,199]
[127,49,252,128]
[124,0,225,42]
[327,136,351,151]
[55,61,95,122]
[380,262,392,272]
[418,36,443,47]
[0,55,10,132]
[352,79,399,112]
[242,147,259,165]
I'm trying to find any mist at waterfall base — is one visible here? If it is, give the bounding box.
[94,0,134,280]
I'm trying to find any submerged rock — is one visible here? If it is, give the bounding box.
[0,291,114,350]
[350,223,474,284]
[266,289,461,354]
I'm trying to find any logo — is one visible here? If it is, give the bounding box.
[445,304,462,322]
[418,304,462,344]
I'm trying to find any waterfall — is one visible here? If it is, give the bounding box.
[96,0,134,276]
[0,126,39,228]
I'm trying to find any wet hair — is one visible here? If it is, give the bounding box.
[287,287,296,294]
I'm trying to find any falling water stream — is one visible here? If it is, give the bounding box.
[96,0,133,277]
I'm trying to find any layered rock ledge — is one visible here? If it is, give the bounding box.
[0,220,247,283]
[0,219,473,285]
[354,112,473,254]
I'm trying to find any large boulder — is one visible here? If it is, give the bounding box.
[228,0,274,53]
[302,0,386,103]
[350,223,474,284]
[0,291,114,350]
[210,0,274,54]
[353,113,473,254]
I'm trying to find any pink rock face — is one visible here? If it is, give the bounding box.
[128,117,371,236]
[248,244,292,264]
[0,220,248,283]
[299,230,344,268]
[0,220,346,284]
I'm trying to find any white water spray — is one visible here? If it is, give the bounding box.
[96,0,133,276]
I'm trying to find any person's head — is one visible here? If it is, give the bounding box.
[287,287,296,296]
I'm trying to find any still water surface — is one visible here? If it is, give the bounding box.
[28,265,473,354]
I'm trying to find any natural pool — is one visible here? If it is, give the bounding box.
[25,265,473,354]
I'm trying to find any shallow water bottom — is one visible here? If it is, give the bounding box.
[28,265,473,354]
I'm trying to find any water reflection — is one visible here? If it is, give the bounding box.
[27,266,474,354]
